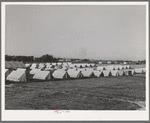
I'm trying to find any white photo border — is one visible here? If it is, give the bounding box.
[1,2,149,121]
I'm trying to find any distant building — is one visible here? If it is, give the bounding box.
[114,61,118,64]
[99,61,102,64]
[107,61,112,64]
[66,59,71,62]
[58,59,64,62]
[123,62,128,64]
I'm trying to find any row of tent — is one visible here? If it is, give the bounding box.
[29,63,96,69]
[28,62,132,71]
[5,67,146,83]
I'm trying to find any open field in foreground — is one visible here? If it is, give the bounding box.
[5,74,145,110]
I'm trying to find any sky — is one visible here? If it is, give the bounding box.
[5,5,146,60]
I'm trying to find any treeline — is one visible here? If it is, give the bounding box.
[5,55,34,62]
[5,54,59,63]
[36,54,58,62]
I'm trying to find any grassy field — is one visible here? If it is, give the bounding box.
[5,74,145,110]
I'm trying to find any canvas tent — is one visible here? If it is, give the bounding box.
[57,62,62,65]
[78,68,86,72]
[111,70,119,76]
[11,61,26,68]
[69,64,75,68]
[97,66,105,71]
[67,69,83,78]
[6,69,26,82]
[106,66,115,70]
[131,69,135,75]
[86,64,90,67]
[45,63,51,66]
[62,62,68,66]
[102,70,111,77]
[118,71,125,76]
[85,68,94,71]
[38,63,45,69]
[5,69,10,78]
[33,71,51,80]
[44,68,54,71]
[54,65,62,69]
[126,65,131,69]
[134,68,143,74]
[81,70,94,77]
[5,61,26,69]
[5,61,16,69]
[30,69,41,75]
[93,70,103,77]
[52,70,68,79]
[123,69,132,76]
[46,65,53,68]
[52,63,57,66]
[142,68,146,73]
[118,66,124,70]
[114,66,119,70]
[90,64,95,67]
[25,63,31,68]
[30,63,37,69]
[5,61,13,69]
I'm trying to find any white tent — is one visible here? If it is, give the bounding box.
[44,68,54,71]
[142,68,146,73]
[97,66,104,71]
[134,68,143,74]
[52,70,68,79]
[57,63,62,65]
[38,63,45,69]
[76,64,81,68]
[56,68,66,71]
[46,65,53,68]
[69,64,75,68]
[118,71,125,76]
[102,70,111,77]
[123,65,128,69]
[67,62,72,65]
[25,63,31,68]
[67,69,83,78]
[30,63,37,69]
[6,69,26,82]
[123,69,132,76]
[85,68,94,71]
[78,68,86,72]
[17,68,26,72]
[106,66,115,70]
[114,66,119,70]
[33,71,51,80]
[118,66,124,70]
[131,69,135,75]
[126,65,131,69]
[52,63,57,66]
[5,69,10,78]
[86,64,90,67]
[62,62,68,66]
[111,70,119,76]
[90,63,95,67]
[81,70,94,77]
[81,64,86,68]
[46,63,51,66]
[93,70,103,77]
[30,69,41,75]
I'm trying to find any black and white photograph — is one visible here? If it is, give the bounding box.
[1,2,149,121]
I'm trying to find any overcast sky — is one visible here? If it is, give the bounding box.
[5,5,146,60]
